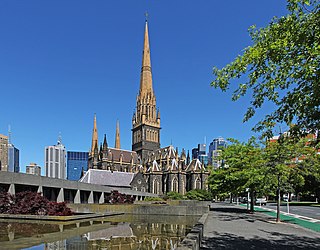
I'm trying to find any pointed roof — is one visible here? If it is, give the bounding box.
[186,159,206,172]
[139,20,153,97]
[90,114,98,155]
[147,159,161,172]
[115,120,121,149]
[103,134,108,151]
[167,158,179,172]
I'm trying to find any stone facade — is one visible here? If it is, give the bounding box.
[87,20,209,195]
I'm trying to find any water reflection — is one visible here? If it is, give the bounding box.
[0,214,199,250]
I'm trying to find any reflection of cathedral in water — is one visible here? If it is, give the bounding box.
[0,216,196,250]
[46,221,189,250]
[80,222,187,250]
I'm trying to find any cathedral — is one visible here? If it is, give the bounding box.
[87,19,209,195]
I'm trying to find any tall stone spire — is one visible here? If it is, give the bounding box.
[90,113,98,156]
[115,120,121,149]
[139,20,153,97]
[132,17,161,161]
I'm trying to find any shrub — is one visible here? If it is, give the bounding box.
[144,196,163,202]
[47,201,73,216]
[185,189,213,201]
[10,191,49,215]
[0,191,13,213]
[0,191,73,216]
[105,190,135,204]
[166,191,184,200]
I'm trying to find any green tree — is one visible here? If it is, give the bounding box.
[211,0,320,138]
[262,135,312,222]
[208,137,264,212]
[296,146,320,202]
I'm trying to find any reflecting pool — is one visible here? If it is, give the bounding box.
[0,214,200,249]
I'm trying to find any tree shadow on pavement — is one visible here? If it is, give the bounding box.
[210,207,258,222]
[201,231,320,249]
[210,206,248,214]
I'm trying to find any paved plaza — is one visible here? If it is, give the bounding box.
[201,203,320,249]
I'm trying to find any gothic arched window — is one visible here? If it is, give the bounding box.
[172,177,178,193]
[195,177,201,189]
[153,179,160,194]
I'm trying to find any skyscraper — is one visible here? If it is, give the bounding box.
[67,151,88,181]
[45,136,66,179]
[191,144,208,165]
[132,20,161,162]
[198,143,208,165]
[8,143,19,173]
[208,137,227,168]
[0,134,8,171]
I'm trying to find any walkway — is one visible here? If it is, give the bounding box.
[201,203,320,249]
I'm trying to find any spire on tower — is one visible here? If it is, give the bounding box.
[115,120,121,149]
[90,113,98,156]
[139,18,153,97]
[8,125,11,144]
[57,132,62,145]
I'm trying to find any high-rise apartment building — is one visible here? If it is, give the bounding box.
[0,134,8,171]
[208,137,227,168]
[45,138,66,179]
[26,163,41,176]
[67,151,88,181]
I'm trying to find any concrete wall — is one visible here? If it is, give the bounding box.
[177,213,208,250]
[68,202,209,216]
[0,172,158,204]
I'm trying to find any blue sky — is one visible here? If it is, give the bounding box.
[0,0,288,173]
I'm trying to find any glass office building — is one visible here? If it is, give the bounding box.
[8,144,19,173]
[208,137,227,168]
[192,144,208,165]
[67,151,88,181]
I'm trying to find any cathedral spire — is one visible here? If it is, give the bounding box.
[115,120,121,149]
[90,113,98,156]
[139,19,153,97]
[132,17,161,161]
[103,134,108,151]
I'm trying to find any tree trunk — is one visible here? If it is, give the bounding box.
[276,186,281,222]
[250,190,255,213]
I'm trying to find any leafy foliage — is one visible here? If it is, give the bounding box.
[144,196,164,202]
[185,189,213,201]
[211,0,320,138]
[208,137,264,211]
[0,191,73,216]
[208,134,320,216]
[166,191,185,200]
[105,190,135,204]
[0,191,13,214]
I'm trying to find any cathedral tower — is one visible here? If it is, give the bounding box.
[132,19,161,161]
